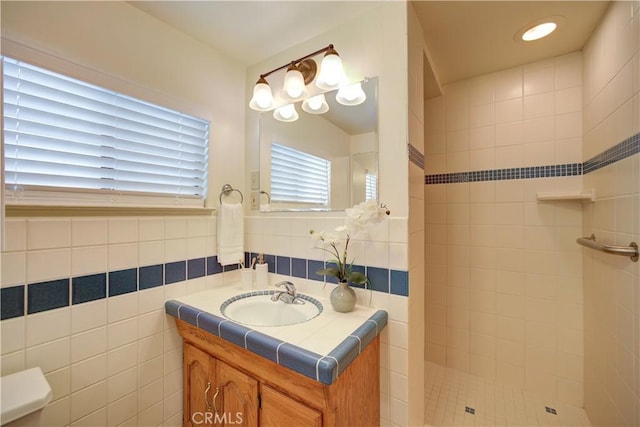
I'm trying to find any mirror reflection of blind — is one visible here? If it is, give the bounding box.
[365,171,377,201]
[2,56,210,200]
[270,143,330,205]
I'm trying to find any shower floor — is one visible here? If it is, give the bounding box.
[424,361,591,427]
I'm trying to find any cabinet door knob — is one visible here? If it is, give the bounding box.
[204,382,212,411]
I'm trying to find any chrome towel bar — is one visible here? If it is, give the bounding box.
[576,234,638,262]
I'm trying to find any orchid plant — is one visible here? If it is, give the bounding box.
[310,201,390,286]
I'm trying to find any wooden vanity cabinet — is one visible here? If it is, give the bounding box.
[177,319,380,427]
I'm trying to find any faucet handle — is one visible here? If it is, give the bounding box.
[275,281,296,296]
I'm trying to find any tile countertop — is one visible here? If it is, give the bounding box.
[165,284,388,385]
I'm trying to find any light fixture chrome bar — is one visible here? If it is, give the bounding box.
[576,234,639,262]
[258,44,335,79]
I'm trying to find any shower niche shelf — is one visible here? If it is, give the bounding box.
[536,189,595,202]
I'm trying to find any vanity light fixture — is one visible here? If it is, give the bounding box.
[336,81,366,106]
[249,44,358,122]
[272,104,299,122]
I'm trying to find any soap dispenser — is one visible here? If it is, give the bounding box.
[255,253,268,288]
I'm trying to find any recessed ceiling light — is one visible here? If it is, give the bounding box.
[522,22,557,41]
[515,16,564,43]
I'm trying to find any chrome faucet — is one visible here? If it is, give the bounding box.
[271,281,303,304]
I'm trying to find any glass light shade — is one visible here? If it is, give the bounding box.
[301,94,329,114]
[249,80,274,111]
[336,82,366,106]
[521,22,557,41]
[273,104,299,122]
[283,66,307,99]
[316,51,347,90]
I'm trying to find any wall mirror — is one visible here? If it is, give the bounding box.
[258,77,378,212]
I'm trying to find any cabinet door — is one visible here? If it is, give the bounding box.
[260,384,322,427]
[216,359,259,427]
[184,343,215,427]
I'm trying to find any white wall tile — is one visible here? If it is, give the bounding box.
[139,218,165,242]
[71,354,107,392]
[108,318,138,350]
[27,219,71,250]
[46,367,70,402]
[107,292,138,324]
[71,246,107,277]
[4,219,27,251]
[71,327,107,363]
[26,249,71,283]
[26,307,70,347]
[26,337,70,373]
[1,251,26,288]
[1,316,25,354]
[71,407,107,427]
[71,299,107,335]
[71,219,108,247]
[107,243,138,270]
[107,367,137,403]
[70,380,107,423]
[107,343,138,376]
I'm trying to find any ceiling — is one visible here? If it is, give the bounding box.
[130,1,610,90]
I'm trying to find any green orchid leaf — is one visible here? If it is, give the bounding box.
[316,267,341,277]
[347,271,368,284]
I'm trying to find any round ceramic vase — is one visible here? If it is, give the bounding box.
[330,281,356,313]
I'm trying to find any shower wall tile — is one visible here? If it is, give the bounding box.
[583,2,639,426]
[424,51,586,405]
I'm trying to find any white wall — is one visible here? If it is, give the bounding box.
[0,1,245,425]
[244,3,412,425]
[581,2,640,426]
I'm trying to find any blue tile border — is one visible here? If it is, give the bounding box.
[108,268,137,297]
[1,286,24,320]
[27,279,69,314]
[425,132,640,185]
[72,273,106,305]
[1,251,409,320]
[139,265,163,290]
[165,299,387,385]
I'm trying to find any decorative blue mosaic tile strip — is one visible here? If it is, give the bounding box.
[583,132,640,174]
[409,144,425,169]
[425,163,583,185]
[424,132,640,184]
[165,299,387,385]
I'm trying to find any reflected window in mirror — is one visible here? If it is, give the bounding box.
[258,77,378,212]
[270,143,330,208]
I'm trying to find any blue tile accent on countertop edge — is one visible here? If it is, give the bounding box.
[165,299,388,385]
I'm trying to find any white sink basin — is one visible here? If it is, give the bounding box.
[221,291,323,327]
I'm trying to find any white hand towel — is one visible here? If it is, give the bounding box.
[216,201,244,266]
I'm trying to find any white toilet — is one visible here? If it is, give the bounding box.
[1,367,52,427]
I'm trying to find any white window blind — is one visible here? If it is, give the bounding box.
[365,171,377,201]
[2,56,209,204]
[270,143,330,205]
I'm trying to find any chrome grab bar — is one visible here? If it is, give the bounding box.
[576,234,638,262]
